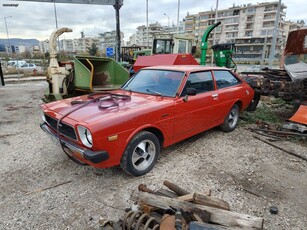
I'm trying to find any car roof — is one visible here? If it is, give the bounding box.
[142,65,229,72]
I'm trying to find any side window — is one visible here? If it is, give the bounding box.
[213,70,241,89]
[181,71,214,96]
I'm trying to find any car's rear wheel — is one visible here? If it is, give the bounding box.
[120,131,160,176]
[220,104,239,132]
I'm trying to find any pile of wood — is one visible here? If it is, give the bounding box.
[99,180,264,230]
[129,180,264,230]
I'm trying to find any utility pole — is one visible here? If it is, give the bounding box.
[176,0,180,34]
[113,0,122,62]
[211,0,219,65]
[146,0,149,48]
[268,0,281,67]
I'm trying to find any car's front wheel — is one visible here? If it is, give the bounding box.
[120,131,160,176]
[220,104,239,132]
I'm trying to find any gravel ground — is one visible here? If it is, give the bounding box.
[0,82,306,230]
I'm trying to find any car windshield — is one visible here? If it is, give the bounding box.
[122,69,185,97]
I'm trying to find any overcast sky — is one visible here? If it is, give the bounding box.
[0,0,306,42]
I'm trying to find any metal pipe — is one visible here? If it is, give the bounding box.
[268,0,282,67]
[0,61,5,86]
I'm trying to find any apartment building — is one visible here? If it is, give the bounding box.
[127,22,184,47]
[184,1,303,61]
[133,22,163,47]
[39,36,101,55]
[99,30,124,52]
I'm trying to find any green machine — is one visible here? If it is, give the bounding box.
[200,22,237,71]
[211,43,237,71]
[74,56,129,91]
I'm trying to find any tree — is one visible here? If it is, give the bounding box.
[87,43,99,56]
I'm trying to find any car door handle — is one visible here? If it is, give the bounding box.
[212,94,218,98]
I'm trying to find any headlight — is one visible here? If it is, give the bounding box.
[77,126,93,148]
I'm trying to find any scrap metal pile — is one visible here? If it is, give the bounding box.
[99,180,264,230]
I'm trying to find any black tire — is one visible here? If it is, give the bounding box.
[120,131,160,176]
[220,104,240,132]
[246,93,260,112]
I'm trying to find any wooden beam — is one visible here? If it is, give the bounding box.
[193,193,230,211]
[131,191,263,229]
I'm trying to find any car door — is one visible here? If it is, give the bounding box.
[212,70,243,122]
[173,71,219,142]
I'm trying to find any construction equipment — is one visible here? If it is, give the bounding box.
[45,28,129,101]
[152,34,194,55]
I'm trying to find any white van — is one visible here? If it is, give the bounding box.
[7,60,27,67]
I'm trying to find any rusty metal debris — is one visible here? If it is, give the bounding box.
[99,180,264,229]
[283,122,307,133]
[25,180,72,195]
[250,128,307,138]
[253,135,307,162]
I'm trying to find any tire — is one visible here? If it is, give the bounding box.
[246,93,260,112]
[120,131,160,176]
[220,104,240,132]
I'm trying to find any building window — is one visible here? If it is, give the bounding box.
[304,35,307,49]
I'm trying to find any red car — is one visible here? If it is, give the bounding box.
[40,66,254,176]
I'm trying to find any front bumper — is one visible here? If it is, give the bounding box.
[40,123,109,164]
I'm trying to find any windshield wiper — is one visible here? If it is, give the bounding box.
[146,89,163,97]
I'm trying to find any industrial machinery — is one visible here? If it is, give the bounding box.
[45,27,130,101]
[133,22,237,72]
[240,28,307,122]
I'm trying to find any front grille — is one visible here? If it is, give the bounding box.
[45,114,77,140]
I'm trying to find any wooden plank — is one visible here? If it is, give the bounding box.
[178,193,194,202]
[193,193,230,211]
[131,191,263,230]
[156,188,178,198]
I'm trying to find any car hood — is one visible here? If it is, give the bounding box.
[43,91,173,124]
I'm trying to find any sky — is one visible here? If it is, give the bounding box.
[0,0,306,42]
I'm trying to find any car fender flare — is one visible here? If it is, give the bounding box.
[124,124,164,147]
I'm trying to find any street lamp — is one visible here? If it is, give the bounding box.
[4,16,12,55]
[176,0,180,34]
[164,13,170,27]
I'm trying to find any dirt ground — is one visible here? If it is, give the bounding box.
[0,82,306,229]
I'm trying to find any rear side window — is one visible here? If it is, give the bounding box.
[213,70,241,89]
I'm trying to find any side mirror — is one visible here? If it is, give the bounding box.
[186,88,197,96]
[183,88,197,102]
